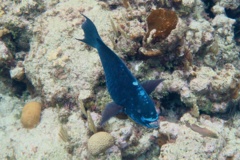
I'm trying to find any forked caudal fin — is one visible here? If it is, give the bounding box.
[76,14,102,48]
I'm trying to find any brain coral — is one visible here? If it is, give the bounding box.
[21,102,42,129]
[88,131,115,156]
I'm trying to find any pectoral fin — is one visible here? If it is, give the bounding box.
[141,79,164,95]
[100,102,123,126]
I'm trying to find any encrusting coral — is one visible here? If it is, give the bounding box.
[21,101,42,129]
[87,131,115,156]
[145,8,178,42]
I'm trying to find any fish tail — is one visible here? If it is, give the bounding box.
[76,14,102,48]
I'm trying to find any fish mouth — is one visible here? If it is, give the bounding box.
[148,120,159,128]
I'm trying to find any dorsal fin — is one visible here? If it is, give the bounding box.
[141,79,164,95]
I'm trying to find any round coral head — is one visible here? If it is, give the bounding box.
[88,131,115,156]
[146,8,178,42]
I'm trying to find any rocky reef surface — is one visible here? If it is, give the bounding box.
[0,0,239,159]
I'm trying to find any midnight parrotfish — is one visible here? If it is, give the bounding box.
[76,15,164,128]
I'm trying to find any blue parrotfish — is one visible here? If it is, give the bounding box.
[76,15,164,128]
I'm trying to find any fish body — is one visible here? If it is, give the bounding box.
[77,15,163,128]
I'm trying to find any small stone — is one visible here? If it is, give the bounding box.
[88,132,115,156]
[10,67,25,80]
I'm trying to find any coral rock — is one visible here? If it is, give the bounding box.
[0,28,9,37]
[10,66,25,80]
[0,41,12,66]
[88,131,114,156]
[21,102,42,129]
[146,8,178,42]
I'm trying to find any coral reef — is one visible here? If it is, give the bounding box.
[159,113,240,159]
[0,0,109,104]
[104,117,160,159]
[22,0,106,104]
[0,0,239,159]
[87,131,115,156]
[157,64,240,114]
[0,95,77,159]
[21,101,42,128]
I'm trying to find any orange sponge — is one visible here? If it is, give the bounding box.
[146,8,178,42]
[21,102,42,129]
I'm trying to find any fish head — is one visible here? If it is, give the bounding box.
[127,105,160,128]
[139,112,159,128]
